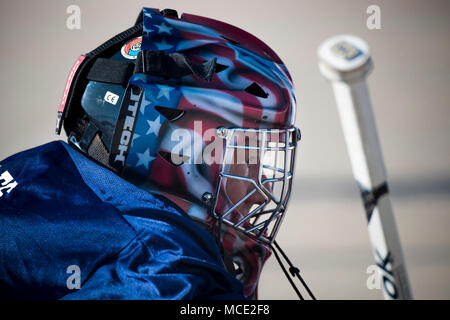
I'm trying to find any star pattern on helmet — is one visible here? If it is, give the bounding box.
[135,148,155,169]
[155,22,173,34]
[131,132,140,147]
[141,8,180,53]
[144,10,152,19]
[154,38,173,51]
[146,116,162,135]
[140,100,152,115]
[124,80,181,176]
[156,85,173,100]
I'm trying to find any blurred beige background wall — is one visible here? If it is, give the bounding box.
[0,0,449,299]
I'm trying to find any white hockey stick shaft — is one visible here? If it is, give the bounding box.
[318,35,413,300]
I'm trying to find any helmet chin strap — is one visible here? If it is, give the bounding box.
[216,168,316,300]
[270,240,316,300]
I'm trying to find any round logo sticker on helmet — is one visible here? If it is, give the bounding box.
[121,36,142,59]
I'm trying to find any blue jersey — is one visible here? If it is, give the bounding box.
[0,141,244,299]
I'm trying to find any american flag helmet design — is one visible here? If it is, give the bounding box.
[60,7,299,299]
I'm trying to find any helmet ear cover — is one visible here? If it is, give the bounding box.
[57,20,144,153]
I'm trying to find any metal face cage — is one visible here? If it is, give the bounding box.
[212,127,300,244]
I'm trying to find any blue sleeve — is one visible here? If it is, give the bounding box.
[62,212,243,300]
[0,141,244,300]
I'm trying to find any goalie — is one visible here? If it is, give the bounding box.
[0,7,304,300]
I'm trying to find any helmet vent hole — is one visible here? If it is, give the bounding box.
[245,82,268,98]
[155,106,185,122]
[214,63,229,73]
[233,261,243,275]
[160,8,178,18]
[202,60,228,73]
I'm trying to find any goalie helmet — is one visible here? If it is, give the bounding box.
[57,7,300,298]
